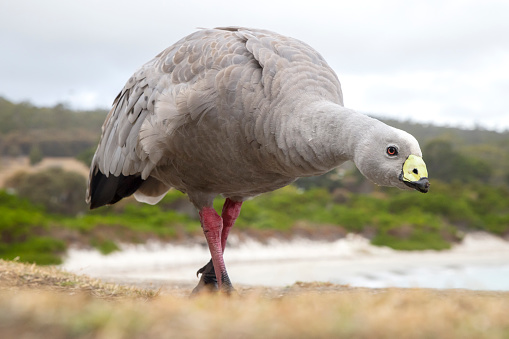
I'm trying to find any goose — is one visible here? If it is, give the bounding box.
[86,27,430,293]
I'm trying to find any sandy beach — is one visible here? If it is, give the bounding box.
[62,232,509,291]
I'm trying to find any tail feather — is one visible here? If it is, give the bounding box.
[88,170,143,209]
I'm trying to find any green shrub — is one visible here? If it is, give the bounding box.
[5,168,88,215]
[0,236,66,265]
[90,239,120,255]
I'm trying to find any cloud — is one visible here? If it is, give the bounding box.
[0,0,508,129]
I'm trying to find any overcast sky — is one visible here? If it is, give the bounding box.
[1,0,508,130]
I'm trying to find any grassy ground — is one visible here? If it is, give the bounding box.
[1,259,508,338]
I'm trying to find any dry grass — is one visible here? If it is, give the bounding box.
[0,259,158,300]
[1,260,508,338]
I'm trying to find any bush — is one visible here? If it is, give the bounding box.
[0,191,66,265]
[76,146,96,166]
[0,237,66,265]
[5,168,88,215]
[29,144,43,165]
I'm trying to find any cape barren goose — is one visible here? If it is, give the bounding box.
[87,27,430,293]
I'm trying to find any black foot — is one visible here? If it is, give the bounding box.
[220,273,235,294]
[191,259,235,295]
[191,259,218,295]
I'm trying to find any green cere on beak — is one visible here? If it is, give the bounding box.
[400,155,430,193]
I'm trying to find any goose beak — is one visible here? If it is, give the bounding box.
[399,155,430,193]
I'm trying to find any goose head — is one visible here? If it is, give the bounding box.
[353,123,430,193]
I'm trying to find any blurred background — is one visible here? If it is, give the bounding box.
[0,0,508,290]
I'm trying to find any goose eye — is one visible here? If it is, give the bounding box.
[386,146,398,156]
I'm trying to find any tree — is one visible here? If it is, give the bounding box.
[76,146,96,166]
[29,144,43,165]
[424,139,492,184]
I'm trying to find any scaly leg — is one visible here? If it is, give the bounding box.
[221,198,243,252]
[198,206,233,292]
[192,199,243,294]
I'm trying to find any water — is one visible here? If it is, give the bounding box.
[62,232,509,291]
[344,264,509,291]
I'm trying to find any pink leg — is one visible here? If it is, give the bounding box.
[221,198,243,253]
[199,207,232,291]
[193,199,243,294]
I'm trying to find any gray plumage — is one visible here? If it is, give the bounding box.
[87,27,430,292]
[87,27,426,211]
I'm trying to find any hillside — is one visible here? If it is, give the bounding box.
[1,96,508,166]
[0,97,104,157]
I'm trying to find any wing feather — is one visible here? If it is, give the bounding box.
[89,27,332,207]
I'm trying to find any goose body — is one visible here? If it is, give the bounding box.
[87,27,429,292]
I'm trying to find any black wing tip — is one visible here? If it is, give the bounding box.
[88,170,144,209]
[89,197,105,210]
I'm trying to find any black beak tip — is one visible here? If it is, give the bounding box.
[403,177,430,193]
[416,178,430,193]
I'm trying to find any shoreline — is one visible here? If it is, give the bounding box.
[62,232,509,291]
